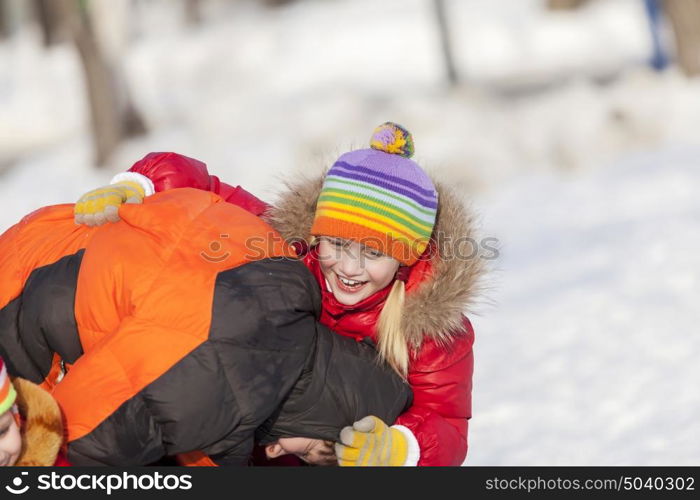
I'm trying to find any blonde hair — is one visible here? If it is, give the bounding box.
[376,280,409,379]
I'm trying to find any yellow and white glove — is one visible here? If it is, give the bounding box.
[335,415,419,466]
[74,173,154,226]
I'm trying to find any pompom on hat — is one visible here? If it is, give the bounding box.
[0,357,17,415]
[310,122,437,266]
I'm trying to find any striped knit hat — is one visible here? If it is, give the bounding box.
[0,357,17,415]
[311,123,437,266]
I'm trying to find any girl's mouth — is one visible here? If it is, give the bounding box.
[333,273,368,293]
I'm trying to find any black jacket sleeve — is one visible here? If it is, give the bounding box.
[67,258,321,466]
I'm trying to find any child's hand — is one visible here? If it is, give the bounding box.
[74,180,146,226]
[335,415,408,466]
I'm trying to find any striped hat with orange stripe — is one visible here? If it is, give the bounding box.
[0,357,17,415]
[311,122,437,266]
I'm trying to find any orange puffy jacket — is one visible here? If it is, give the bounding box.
[0,189,325,465]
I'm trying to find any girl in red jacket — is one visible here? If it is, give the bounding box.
[74,123,485,466]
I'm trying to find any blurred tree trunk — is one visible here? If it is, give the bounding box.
[0,0,8,39]
[0,0,27,39]
[434,0,458,86]
[87,0,147,139]
[33,0,66,46]
[59,0,146,167]
[263,0,294,6]
[663,0,700,76]
[62,0,121,166]
[547,0,588,10]
[185,0,202,26]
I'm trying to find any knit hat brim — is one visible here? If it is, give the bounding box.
[0,375,17,415]
[311,216,429,266]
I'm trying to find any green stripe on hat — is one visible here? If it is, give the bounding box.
[321,188,435,230]
[324,176,437,219]
[0,384,17,416]
[318,194,433,239]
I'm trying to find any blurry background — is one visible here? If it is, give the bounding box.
[0,0,698,465]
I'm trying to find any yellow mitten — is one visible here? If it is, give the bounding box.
[74,180,145,226]
[335,415,408,466]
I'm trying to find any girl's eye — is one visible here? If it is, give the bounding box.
[0,427,8,437]
[333,239,354,250]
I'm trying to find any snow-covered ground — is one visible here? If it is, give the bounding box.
[469,146,700,465]
[0,0,698,465]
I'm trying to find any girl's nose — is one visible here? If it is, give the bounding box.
[337,252,364,277]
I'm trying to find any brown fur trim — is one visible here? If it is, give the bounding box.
[264,171,487,347]
[263,170,327,245]
[401,183,486,348]
[13,377,64,466]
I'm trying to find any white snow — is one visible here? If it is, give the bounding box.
[0,0,698,465]
[469,147,700,465]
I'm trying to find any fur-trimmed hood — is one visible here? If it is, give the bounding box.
[13,377,64,466]
[265,170,487,347]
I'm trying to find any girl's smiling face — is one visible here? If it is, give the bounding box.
[0,410,21,467]
[316,237,400,306]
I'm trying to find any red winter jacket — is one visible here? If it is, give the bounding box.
[303,247,475,466]
[122,153,482,466]
[121,152,269,217]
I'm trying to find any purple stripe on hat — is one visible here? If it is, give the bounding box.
[328,169,438,209]
[333,161,436,198]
